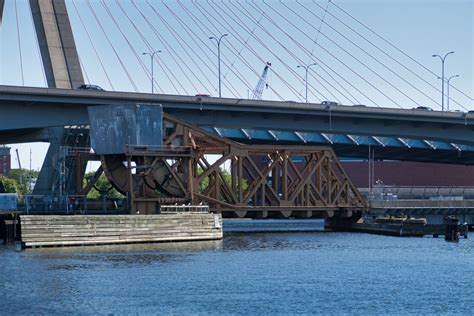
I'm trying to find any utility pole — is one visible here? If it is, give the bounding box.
[209,34,228,98]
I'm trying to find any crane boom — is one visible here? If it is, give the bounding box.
[251,62,271,100]
[15,149,22,170]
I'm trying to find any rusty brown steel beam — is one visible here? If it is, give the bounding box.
[67,113,366,218]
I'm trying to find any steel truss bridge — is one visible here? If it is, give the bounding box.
[1,0,474,223]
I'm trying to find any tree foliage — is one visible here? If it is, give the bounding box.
[198,168,248,193]
[0,175,19,194]
[84,173,124,199]
[8,169,39,196]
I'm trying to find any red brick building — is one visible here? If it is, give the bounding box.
[342,160,474,187]
[0,147,11,176]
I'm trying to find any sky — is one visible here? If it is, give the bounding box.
[0,0,473,170]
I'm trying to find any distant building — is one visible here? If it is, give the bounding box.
[342,160,474,187]
[0,147,11,176]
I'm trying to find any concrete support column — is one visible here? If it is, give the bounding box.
[0,0,5,24]
[29,0,84,88]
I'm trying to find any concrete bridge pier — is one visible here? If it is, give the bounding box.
[28,0,88,195]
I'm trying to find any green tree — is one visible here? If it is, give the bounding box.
[0,175,19,194]
[8,169,39,196]
[198,168,248,193]
[84,173,124,199]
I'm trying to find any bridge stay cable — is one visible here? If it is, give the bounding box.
[187,0,286,99]
[257,1,380,107]
[258,0,379,106]
[139,1,222,97]
[124,1,200,95]
[277,1,405,108]
[308,1,447,108]
[139,1,215,95]
[328,0,473,107]
[100,0,164,94]
[203,0,304,101]
[170,2,249,97]
[185,0,287,100]
[213,0,319,101]
[13,0,24,85]
[248,1,356,103]
[71,0,115,91]
[116,1,181,94]
[240,1,340,102]
[86,1,139,92]
[297,1,442,110]
[264,1,392,107]
[161,0,250,97]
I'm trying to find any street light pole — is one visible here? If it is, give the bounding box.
[142,50,162,94]
[432,51,454,111]
[446,74,459,111]
[209,34,228,98]
[297,63,317,103]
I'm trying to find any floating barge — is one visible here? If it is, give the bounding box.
[345,217,468,239]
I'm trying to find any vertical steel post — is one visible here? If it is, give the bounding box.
[209,34,228,98]
[432,52,454,111]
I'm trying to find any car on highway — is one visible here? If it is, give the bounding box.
[321,100,339,105]
[78,84,105,91]
[413,106,433,111]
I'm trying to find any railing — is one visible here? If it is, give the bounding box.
[370,199,474,209]
[360,186,474,200]
[125,144,193,156]
[24,195,126,214]
[160,204,209,214]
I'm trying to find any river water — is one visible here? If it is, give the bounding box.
[1,219,473,315]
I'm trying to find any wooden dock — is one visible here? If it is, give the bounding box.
[20,213,223,248]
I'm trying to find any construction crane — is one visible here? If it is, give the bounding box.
[251,62,271,100]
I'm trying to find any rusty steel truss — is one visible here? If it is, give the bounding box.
[69,114,367,218]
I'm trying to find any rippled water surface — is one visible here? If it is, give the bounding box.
[1,220,473,315]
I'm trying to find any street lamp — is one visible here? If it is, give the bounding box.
[445,74,459,111]
[142,50,162,94]
[297,62,317,103]
[432,51,454,111]
[209,34,228,98]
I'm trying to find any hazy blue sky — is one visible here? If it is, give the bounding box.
[1,0,473,170]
